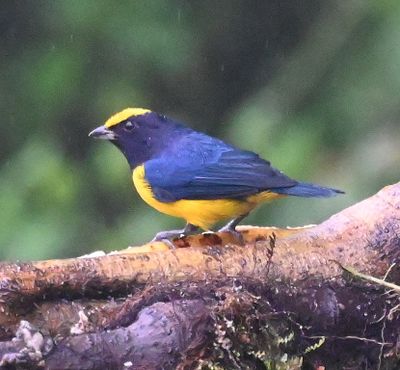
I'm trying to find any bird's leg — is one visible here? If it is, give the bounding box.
[152,223,199,242]
[218,213,249,243]
[219,213,249,232]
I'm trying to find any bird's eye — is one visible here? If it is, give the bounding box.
[124,120,137,132]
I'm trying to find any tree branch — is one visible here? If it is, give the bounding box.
[0,183,399,369]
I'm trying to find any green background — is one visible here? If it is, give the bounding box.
[1,1,399,260]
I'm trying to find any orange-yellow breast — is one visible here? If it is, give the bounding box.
[132,165,284,230]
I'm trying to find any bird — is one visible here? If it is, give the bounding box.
[89,108,343,241]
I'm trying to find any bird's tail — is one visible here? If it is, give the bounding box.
[273,182,344,198]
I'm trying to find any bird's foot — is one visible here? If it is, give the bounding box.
[217,225,245,245]
[152,229,186,242]
[217,213,249,245]
[151,224,199,246]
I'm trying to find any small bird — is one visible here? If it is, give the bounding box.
[89,108,343,241]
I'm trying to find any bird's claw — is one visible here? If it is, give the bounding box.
[151,224,199,245]
[152,229,182,241]
[157,238,176,249]
[217,226,245,245]
[151,226,199,248]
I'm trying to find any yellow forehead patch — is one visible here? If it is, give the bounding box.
[104,108,151,128]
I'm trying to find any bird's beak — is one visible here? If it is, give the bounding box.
[88,125,117,140]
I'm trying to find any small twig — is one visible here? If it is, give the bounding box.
[387,302,400,321]
[377,312,387,370]
[265,232,276,277]
[332,261,400,293]
[383,263,397,281]
[306,335,392,347]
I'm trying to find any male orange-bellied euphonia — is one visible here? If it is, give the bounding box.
[89,108,343,241]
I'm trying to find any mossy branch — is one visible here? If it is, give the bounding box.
[0,183,399,369]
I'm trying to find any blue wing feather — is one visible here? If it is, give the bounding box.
[144,132,297,202]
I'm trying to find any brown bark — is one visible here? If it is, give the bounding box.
[0,183,400,369]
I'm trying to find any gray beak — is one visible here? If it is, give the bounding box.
[88,125,117,140]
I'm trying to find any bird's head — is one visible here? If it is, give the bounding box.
[89,108,184,169]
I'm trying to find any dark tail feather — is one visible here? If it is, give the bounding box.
[273,182,344,198]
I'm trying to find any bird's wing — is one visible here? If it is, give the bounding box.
[144,133,297,202]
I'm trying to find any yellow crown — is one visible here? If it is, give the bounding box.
[104,108,151,128]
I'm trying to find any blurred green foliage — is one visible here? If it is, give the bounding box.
[1,1,399,260]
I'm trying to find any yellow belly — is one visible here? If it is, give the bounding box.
[132,165,284,230]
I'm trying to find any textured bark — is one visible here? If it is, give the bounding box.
[0,183,399,369]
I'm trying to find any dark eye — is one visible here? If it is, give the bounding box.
[124,120,137,132]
